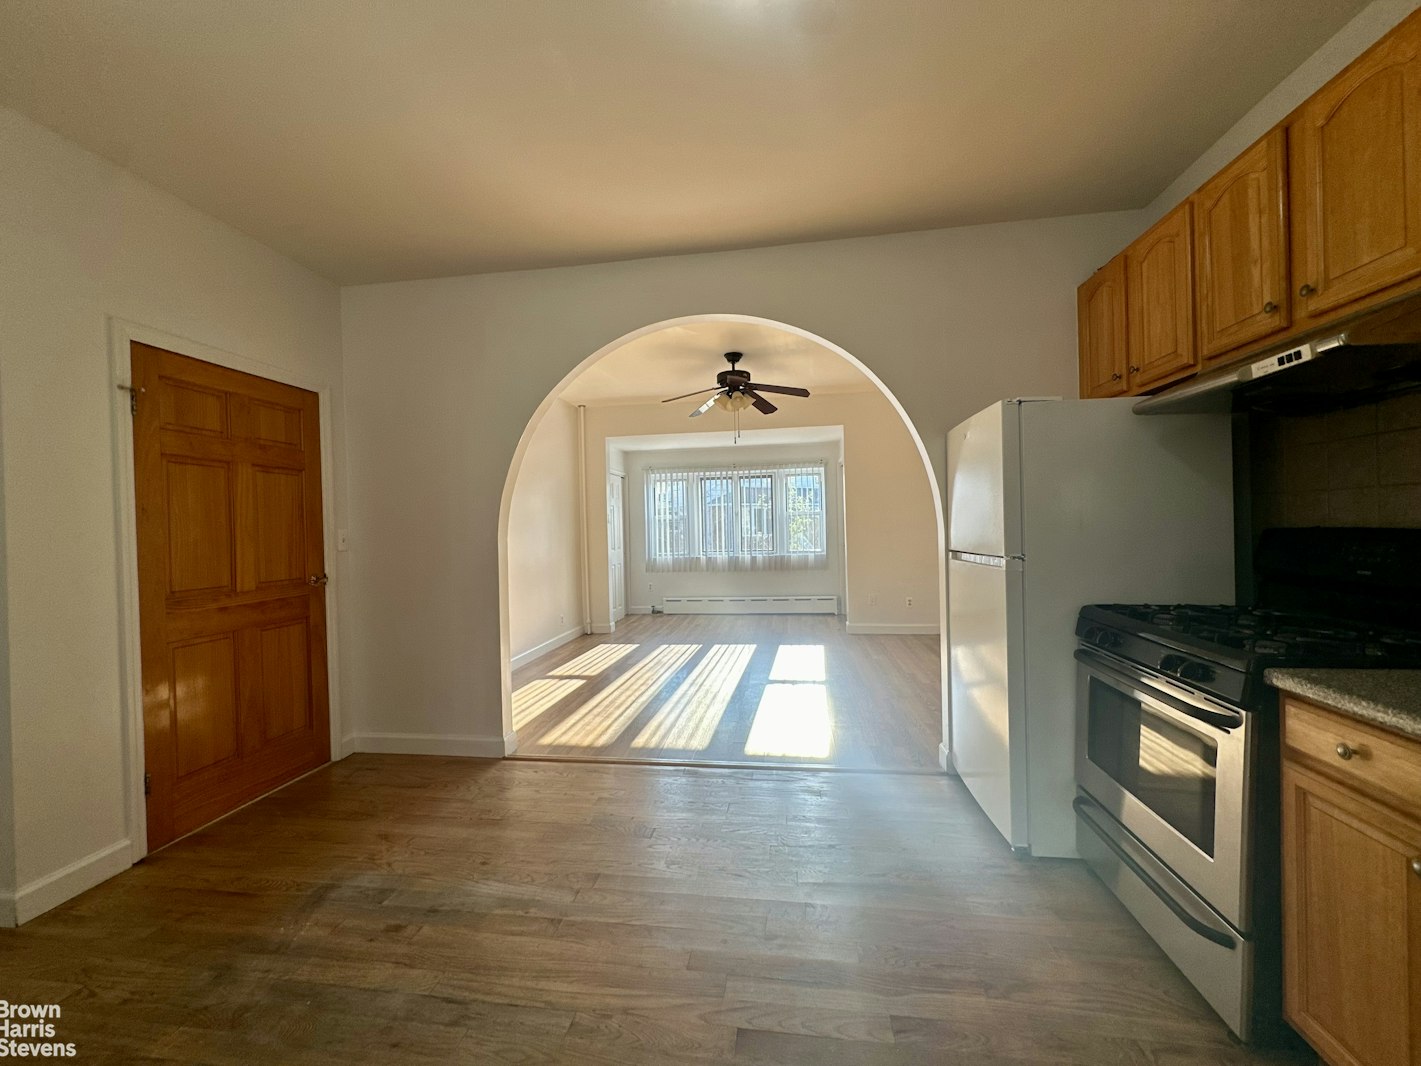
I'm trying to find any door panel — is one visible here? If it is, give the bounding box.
[1077,254,1128,398]
[1291,16,1421,319]
[1126,202,1197,391]
[133,342,330,850]
[1193,129,1289,360]
[608,473,626,620]
[948,555,1025,849]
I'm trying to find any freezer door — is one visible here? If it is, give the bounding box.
[947,401,1021,557]
[948,553,1027,850]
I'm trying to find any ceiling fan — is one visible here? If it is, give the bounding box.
[661,351,811,417]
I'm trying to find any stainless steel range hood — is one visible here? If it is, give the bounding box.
[1134,291,1421,415]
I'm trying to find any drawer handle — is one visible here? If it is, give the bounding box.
[1335,742,1355,760]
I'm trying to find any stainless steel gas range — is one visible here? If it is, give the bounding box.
[1073,527,1421,1043]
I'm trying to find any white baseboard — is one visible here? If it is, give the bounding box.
[590,622,616,634]
[5,839,132,926]
[345,732,512,758]
[509,626,584,671]
[939,743,956,775]
[845,622,940,635]
[627,605,652,615]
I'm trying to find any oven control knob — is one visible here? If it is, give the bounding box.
[1176,661,1215,684]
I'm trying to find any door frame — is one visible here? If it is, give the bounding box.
[107,317,343,863]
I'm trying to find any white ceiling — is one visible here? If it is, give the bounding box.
[560,320,875,406]
[0,1,1370,284]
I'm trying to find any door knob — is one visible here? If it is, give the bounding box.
[1335,742,1355,760]
[1263,301,1277,314]
[1298,283,1316,297]
[308,574,329,587]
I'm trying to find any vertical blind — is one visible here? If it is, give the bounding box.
[646,461,828,572]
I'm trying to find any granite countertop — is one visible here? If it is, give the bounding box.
[1265,668,1421,740]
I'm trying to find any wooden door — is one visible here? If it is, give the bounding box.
[1282,763,1421,1066]
[1126,202,1197,392]
[608,473,626,621]
[1291,11,1421,321]
[132,343,330,850]
[1077,253,1128,398]
[1193,129,1289,361]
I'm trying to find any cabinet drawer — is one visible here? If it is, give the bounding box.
[1284,697,1421,812]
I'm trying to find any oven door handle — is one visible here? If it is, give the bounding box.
[1073,795,1237,950]
[1074,648,1244,732]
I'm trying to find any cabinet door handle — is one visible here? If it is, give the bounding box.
[1129,365,1140,373]
[1263,301,1277,314]
[1111,372,1122,381]
[1412,857,1421,878]
[1335,742,1355,760]
[1298,283,1316,297]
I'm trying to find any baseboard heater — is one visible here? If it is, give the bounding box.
[661,595,838,615]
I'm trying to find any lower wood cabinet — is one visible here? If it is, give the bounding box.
[1281,697,1421,1066]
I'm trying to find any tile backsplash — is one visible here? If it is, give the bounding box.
[1251,390,1421,531]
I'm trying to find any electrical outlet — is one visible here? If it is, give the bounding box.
[648,582,654,592]
[559,613,565,626]
[905,596,914,608]
[869,593,878,607]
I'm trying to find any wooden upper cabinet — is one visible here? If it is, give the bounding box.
[1193,129,1289,361]
[1291,12,1421,321]
[1126,202,1197,391]
[1077,253,1127,398]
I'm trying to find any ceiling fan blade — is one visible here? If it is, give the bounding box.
[662,386,720,403]
[746,390,778,415]
[690,394,720,417]
[746,382,810,398]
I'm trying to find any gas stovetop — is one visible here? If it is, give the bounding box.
[1076,602,1421,708]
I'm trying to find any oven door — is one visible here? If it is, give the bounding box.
[1075,648,1252,931]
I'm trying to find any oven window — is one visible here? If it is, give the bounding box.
[1086,678,1218,855]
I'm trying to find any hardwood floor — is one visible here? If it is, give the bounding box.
[511,614,942,771]
[1,756,1316,1064]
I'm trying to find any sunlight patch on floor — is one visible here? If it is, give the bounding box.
[769,644,826,682]
[512,677,586,730]
[538,644,700,747]
[744,682,833,758]
[630,643,756,751]
[550,643,639,678]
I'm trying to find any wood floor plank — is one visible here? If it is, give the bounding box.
[511,614,941,770]
[0,755,1314,1064]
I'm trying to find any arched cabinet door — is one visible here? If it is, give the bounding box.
[1126,202,1197,392]
[1291,14,1421,321]
[1077,253,1127,398]
[1193,129,1288,362]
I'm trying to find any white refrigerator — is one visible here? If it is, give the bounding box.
[946,397,1234,858]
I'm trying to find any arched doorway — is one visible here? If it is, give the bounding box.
[498,314,948,770]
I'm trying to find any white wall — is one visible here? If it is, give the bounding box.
[339,210,1142,752]
[587,388,939,631]
[0,106,345,923]
[620,440,847,610]
[506,398,583,665]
